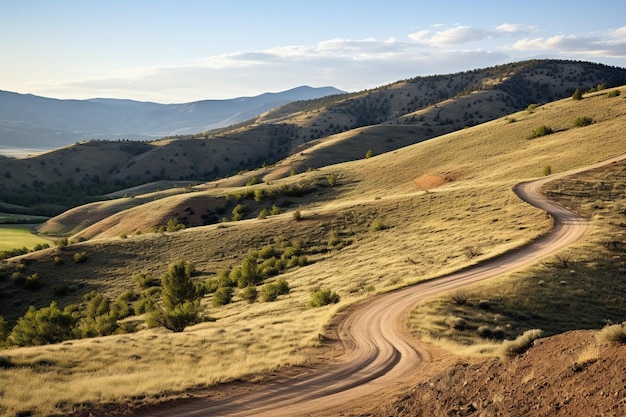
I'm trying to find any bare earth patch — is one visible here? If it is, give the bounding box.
[368,330,626,417]
[415,174,453,189]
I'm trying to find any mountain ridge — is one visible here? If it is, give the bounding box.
[1,59,626,216]
[0,85,345,148]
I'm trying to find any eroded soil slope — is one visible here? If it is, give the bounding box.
[366,330,626,417]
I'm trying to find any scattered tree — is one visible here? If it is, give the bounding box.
[9,302,76,346]
[241,286,258,303]
[260,279,290,302]
[161,261,197,310]
[212,286,233,307]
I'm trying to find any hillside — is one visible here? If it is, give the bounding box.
[2,59,626,217]
[0,62,625,415]
[0,86,344,149]
[367,329,626,417]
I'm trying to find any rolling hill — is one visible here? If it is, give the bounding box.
[2,59,626,217]
[0,59,626,416]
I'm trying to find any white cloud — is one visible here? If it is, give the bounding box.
[511,31,626,57]
[22,24,626,102]
[495,23,536,35]
[409,24,535,47]
[410,26,488,46]
[613,26,626,39]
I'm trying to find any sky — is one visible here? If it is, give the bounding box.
[2,0,626,103]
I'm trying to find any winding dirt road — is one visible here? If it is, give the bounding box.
[140,154,626,417]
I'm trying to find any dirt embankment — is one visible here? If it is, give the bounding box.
[368,330,626,417]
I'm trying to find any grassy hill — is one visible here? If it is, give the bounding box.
[2,59,626,217]
[0,64,625,415]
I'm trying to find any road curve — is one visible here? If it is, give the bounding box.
[140,154,626,417]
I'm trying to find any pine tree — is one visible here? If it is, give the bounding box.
[161,261,197,311]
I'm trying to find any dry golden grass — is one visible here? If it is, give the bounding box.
[1,87,626,416]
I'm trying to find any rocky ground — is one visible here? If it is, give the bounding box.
[366,330,626,417]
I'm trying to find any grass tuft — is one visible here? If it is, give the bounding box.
[499,329,543,357]
[597,323,626,344]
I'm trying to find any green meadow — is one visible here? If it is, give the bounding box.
[0,225,52,252]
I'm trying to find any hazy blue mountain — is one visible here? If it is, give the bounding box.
[0,86,345,149]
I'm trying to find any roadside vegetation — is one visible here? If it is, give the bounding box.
[408,158,626,356]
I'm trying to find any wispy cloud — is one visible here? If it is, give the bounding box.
[511,26,626,57]
[409,24,535,47]
[28,24,626,102]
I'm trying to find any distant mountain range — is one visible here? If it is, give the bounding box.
[0,86,346,149]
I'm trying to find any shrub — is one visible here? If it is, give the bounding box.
[365,149,373,159]
[445,316,467,331]
[258,245,278,259]
[463,245,481,260]
[24,272,40,290]
[232,204,247,221]
[241,286,258,304]
[572,116,593,127]
[543,165,552,176]
[370,217,386,232]
[0,247,29,260]
[529,125,553,139]
[165,218,185,232]
[500,329,543,357]
[526,103,538,113]
[258,208,269,219]
[54,284,70,297]
[327,174,337,187]
[9,302,76,346]
[55,237,69,248]
[254,188,264,202]
[292,210,302,221]
[477,325,493,338]
[328,230,342,247]
[149,300,201,332]
[260,279,290,302]
[572,88,583,100]
[73,252,88,263]
[32,243,50,251]
[451,290,468,306]
[607,90,621,98]
[598,323,626,344]
[238,257,261,288]
[0,316,7,343]
[133,273,159,289]
[212,286,234,307]
[309,288,340,307]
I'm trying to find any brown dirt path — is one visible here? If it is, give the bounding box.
[132,153,626,417]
